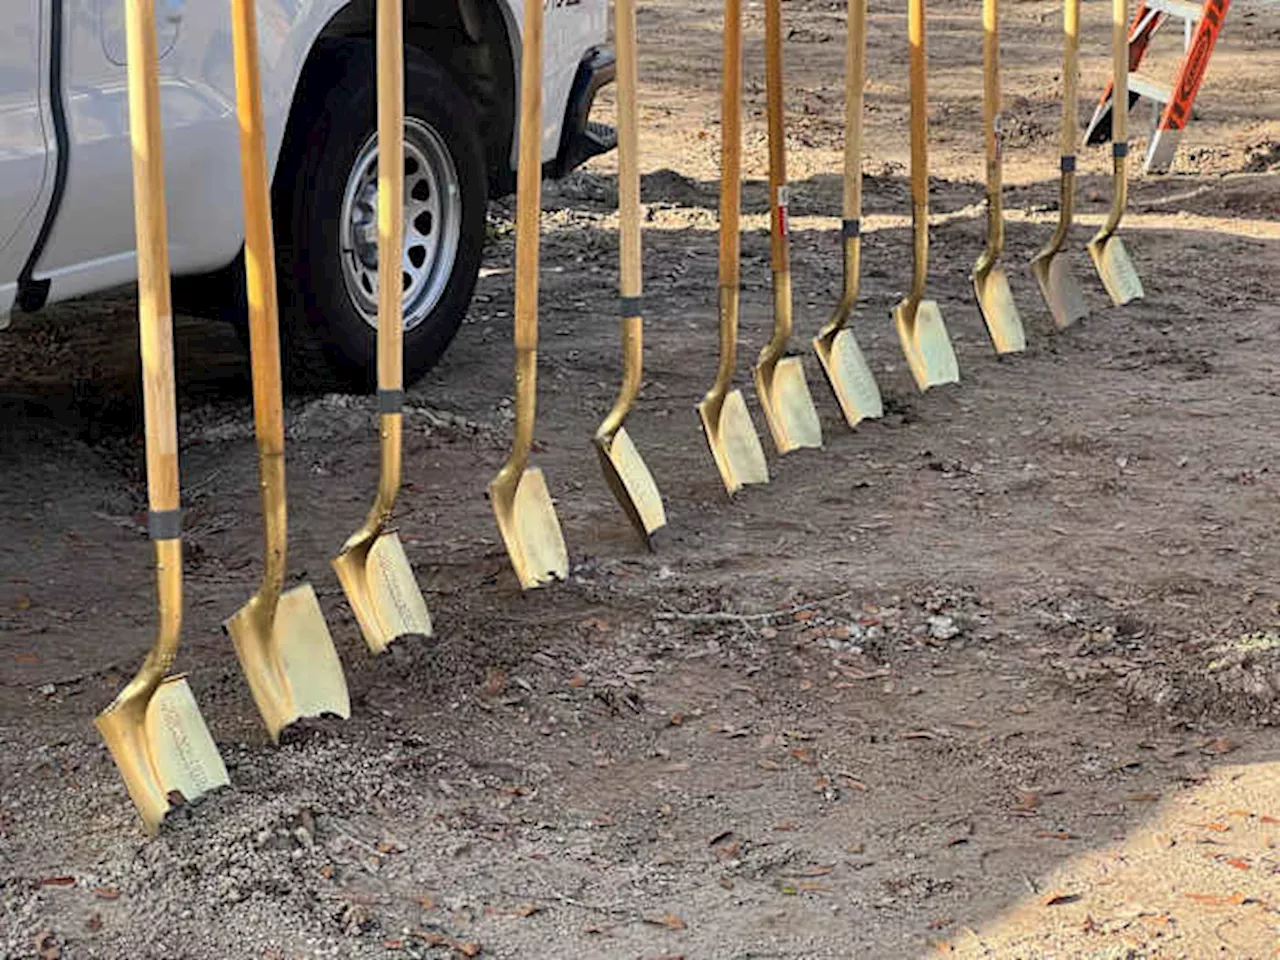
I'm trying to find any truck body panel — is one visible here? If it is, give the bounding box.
[0,0,608,321]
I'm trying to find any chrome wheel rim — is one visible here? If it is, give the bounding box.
[339,117,463,332]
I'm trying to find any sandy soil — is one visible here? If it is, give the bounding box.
[3,0,1280,957]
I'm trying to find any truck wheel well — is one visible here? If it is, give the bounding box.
[305,0,514,193]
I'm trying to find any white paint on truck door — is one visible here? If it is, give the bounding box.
[0,0,56,322]
[99,0,181,64]
[505,0,607,165]
[27,0,348,305]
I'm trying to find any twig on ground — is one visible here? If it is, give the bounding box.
[655,591,852,625]
[530,871,632,918]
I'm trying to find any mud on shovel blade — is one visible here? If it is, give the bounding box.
[333,0,433,651]
[594,0,665,546]
[98,0,228,832]
[813,0,882,428]
[754,0,821,453]
[971,0,1025,354]
[491,0,568,587]
[698,0,768,495]
[1087,0,1144,306]
[1029,0,1087,329]
[894,0,958,391]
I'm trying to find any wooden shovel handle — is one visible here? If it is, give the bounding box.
[125,0,179,517]
[232,0,283,459]
[617,0,641,304]
[827,0,867,321]
[504,0,544,474]
[231,0,288,593]
[121,0,185,701]
[600,0,642,438]
[1111,0,1127,145]
[707,0,743,401]
[1100,0,1129,236]
[906,0,930,305]
[1061,0,1080,159]
[979,0,1005,261]
[718,0,742,291]
[843,0,867,226]
[764,0,789,277]
[514,0,543,358]
[1035,0,1080,260]
[377,0,405,394]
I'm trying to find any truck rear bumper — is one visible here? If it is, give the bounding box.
[553,45,617,177]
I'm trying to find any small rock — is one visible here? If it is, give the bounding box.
[928,615,959,641]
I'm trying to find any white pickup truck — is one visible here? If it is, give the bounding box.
[0,0,614,387]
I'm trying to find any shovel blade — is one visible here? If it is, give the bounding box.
[813,329,883,428]
[973,267,1026,354]
[96,676,230,832]
[755,357,823,453]
[1031,252,1088,329]
[491,467,569,589]
[274,584,351,721]
[894,299,959,392]
[1088,234,1144,306]
[333,531,433,655]
[597,426,666,545]
[226,583,352,740]
[697,388,769,496]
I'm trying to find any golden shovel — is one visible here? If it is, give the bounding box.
[594,0,666,546]
[223,0,350,737]
[812,0,883,428]
[96,0,229,832]
[754,0,822,453]
[1087,0,1145,305]
[489,0,569,588]
[333,0,434,651]
[698,0,769,496]
[894,0,959,392]
[971,0,1026,354]
[1029,0,1088,329]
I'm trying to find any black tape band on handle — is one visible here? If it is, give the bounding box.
[378,389,404,414]
[841,218,861,239]
[148,509,183,542]
[619,296,643,319]
[1060,155,1076,173]
[1113,142,1129,159]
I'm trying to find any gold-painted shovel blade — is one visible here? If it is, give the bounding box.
[893,299,960,392]
[273,584,351,721]
[1030,251,1088,329]
[333,531,433,655]
[225,582,351,741]
[754,356,823,453]
[697,388,769,496]
[973,267,1026,354]
[813,329,883,428]
[1087,234,1144,306]
[596,426,666,546]
[490,467,568,589]
[96,675,230,833]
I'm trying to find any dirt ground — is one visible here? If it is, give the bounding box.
[3,0,1280,956]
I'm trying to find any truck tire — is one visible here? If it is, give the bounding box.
[274,38,487,390]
